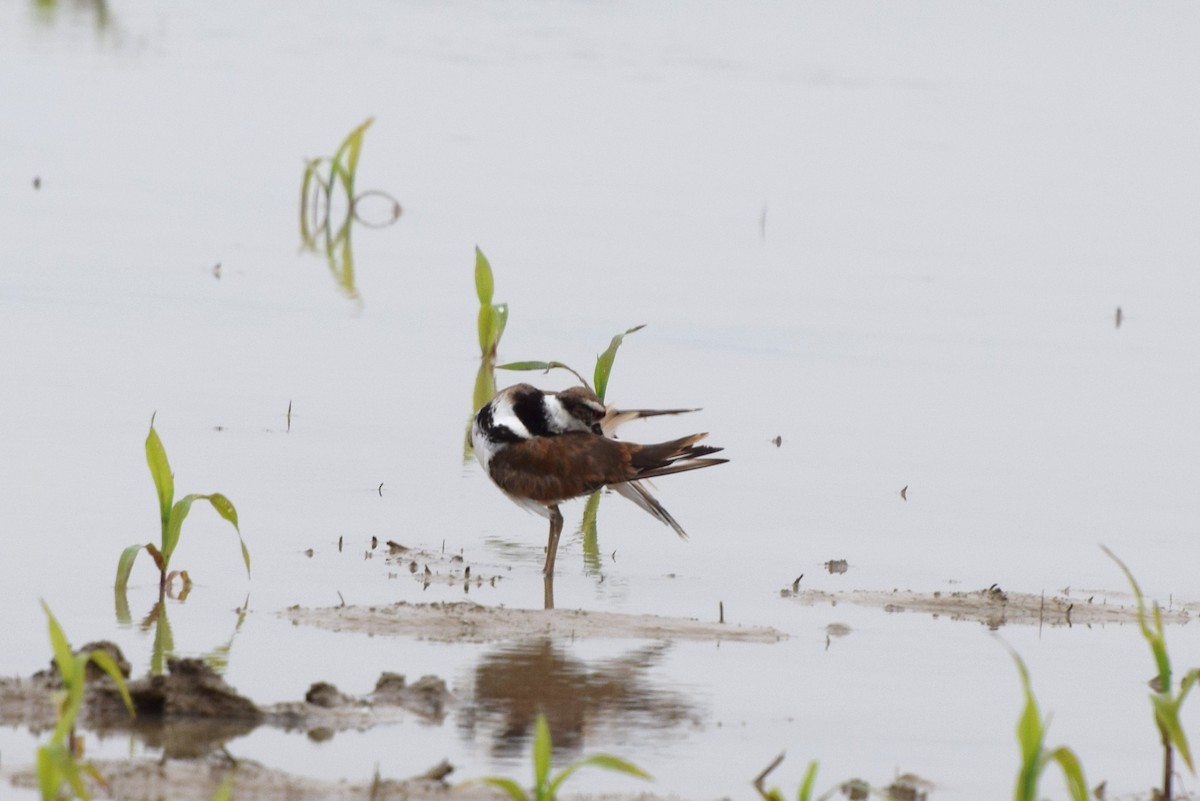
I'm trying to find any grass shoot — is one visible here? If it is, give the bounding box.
[115,422,249,594]
[37,600,135,801]
[1103,546,1200,801]
[463,711,650,801]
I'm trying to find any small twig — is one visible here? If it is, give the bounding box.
[753,752,786,799]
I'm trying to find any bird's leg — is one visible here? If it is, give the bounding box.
[542,506,564,610]
[543,505,564,577]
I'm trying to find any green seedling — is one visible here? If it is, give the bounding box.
[37,600,135,801]
[754,753,821,801]
[1005,645,1089,801]
[464,712,650,801]
[475,246,509,362]
[115,423,249,594]
[300,118,400,302]
[301,117,375,235]
[1103,546,1200,801]
[467,246,509,458]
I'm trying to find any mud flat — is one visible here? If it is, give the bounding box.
[281,600,786,643]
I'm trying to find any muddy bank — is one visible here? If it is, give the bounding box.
[5,753,685,801]
[6,755,482,801]
[281,600,785,642]
[0,648,451,757]
[782,585,1194,629]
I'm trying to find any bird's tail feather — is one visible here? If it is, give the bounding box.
[612,481,689,540]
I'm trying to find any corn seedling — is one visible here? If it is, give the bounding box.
[463,712,650,801]
[300,118,400,301]
[466,247,510,458]
[1005,645,1089,801]
[115,423,249,594]
[37,601,135,801]
[300,117,374,234]
[475,246,509,363]
[1103,546,1200,800]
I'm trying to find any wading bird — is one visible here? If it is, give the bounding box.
[470,383,726,578]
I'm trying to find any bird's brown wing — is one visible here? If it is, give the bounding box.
[489,432,726,504]
[488,432,633,504]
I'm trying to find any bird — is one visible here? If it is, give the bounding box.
[470,382,727,577]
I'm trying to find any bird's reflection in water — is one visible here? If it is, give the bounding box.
[458,638,700,758]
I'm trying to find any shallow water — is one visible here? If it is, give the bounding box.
[3,2,1200,799]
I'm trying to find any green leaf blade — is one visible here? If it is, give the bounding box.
[206,493,240,531]
[569,754,651,781]
[58,747,93,801]
[331,117,373,199]
[492,302,509,347]
[36,744,61,801]
[1046,746,1089,801]
[547,754,650,799]
[593,324,644,402]
[478,305,497,355]
[162,495,202,567]
[41,600,75,685]
[472,777,528,801]
[498,361,553,372]
[115,544,147,590]
[475,247,495,305]
[797,760,819,801]
[145,425,174,531]
[1153,693,1195,773]
[88,650,135,720]
[533,712,553,790]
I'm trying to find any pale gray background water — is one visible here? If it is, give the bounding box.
[2,2,1199,799]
